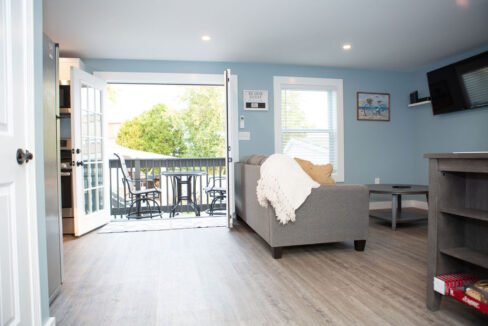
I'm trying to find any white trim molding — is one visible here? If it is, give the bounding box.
[273,76,344,182]
[94,71,225,86]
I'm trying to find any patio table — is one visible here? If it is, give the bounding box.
[161,171,207,217]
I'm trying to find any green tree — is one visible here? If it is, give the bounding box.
[116,104,186,156]
[180,86,225,158]
[281,90,308,129]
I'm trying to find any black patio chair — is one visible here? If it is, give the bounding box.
[114,153,162,219]
[205,176,227,216]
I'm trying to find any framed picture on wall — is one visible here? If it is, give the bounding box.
[357,92,390,121]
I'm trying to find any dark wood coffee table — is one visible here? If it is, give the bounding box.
[367,184,429,230]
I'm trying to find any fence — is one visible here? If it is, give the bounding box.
[109,157,226,218]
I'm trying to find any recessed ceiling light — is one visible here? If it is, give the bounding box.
[342,44,352,50]
[201,35,211,42]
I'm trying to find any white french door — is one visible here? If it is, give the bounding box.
[0,0,43,324]
[224,69,236,228]
[94,71,239,227]
[71,68,110,236]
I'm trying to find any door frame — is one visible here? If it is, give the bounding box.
[93,71,239,220]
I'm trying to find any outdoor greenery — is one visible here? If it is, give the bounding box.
[116,86,225,158]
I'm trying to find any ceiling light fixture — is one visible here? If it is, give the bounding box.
[201,35,211,42]
[342,44,352,50]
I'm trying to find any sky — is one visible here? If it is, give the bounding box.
[106,84,193,123]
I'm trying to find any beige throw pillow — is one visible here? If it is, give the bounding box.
[294,157,336,186]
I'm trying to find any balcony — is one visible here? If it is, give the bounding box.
[109,157,226,218]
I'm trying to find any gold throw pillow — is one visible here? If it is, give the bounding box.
[294,158,336,185]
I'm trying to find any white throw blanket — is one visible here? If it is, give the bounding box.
[256,154,319,224]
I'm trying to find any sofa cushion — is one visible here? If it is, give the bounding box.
[246,155,268,165]
[294,157,336,185]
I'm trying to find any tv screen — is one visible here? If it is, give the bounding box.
[427,51,488,115]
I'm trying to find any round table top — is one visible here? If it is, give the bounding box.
[366,184,428,194]
[161,171,207,177]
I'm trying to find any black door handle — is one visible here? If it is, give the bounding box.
[16,149,34,165]
[76,161,84,167]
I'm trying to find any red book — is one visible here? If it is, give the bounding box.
[449,288,488,314]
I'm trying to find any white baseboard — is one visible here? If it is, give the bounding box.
[370,200,428,210]
[45,317,56,326]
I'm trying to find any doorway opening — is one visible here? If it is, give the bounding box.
[103,83,228,231]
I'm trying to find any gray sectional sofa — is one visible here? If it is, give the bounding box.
[235,157,369,258]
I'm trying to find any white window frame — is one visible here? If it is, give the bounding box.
[274,76,344,182]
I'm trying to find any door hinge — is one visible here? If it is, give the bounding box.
[228,146,231,152]
[228,157,233,163]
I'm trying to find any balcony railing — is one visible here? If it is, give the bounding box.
[109,157,226,218]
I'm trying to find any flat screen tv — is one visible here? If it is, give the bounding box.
[427,51,488,115]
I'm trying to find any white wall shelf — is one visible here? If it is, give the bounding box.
[408,100,431,108]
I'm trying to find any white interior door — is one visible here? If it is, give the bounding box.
[224,69,236,228]
[71,68,110,236]
[0,0,43,324]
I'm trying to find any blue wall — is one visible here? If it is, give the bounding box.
[85,59,416,184]
[411,46,488,183]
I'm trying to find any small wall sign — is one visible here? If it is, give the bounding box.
[243,90,268,111]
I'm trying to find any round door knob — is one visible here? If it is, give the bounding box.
[16,149,34,165]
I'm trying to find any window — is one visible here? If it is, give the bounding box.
[274,76,344,181]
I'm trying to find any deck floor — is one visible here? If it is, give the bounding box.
[51,219,487,325]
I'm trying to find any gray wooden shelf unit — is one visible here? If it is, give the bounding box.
[425,152,488,313]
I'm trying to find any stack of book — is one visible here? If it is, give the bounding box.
[434,273,488,314]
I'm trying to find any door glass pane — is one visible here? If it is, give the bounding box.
[98,163,103,186]
[95,115,101,138]
[82,138,89,161]
[95,140,102,160]
[98,189,104,210]
[87,88,95,112]
[84,191,90,214]
[95,89,101,113]
[81,86,88,111]
[91,163,97,188]
[88,113,95,139]
[90,139,97,161]
[81,111,88,139]
[91,189,98,212]
[83,164,89,189]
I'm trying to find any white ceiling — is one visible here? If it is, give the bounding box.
[44,0,488,71]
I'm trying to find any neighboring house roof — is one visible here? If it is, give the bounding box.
[283,137,329,164]
[109,143,173,159]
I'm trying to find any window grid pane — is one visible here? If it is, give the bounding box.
[281,88,338,167]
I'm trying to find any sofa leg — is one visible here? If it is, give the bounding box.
[354,240,366,251]
[271,247,283,259]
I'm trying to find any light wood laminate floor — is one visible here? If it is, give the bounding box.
[51,220,487,325]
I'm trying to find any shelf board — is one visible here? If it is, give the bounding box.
[369,207,427,223]
[441,207,488,222]
[408,100,431,108]
[440,247,488,269]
